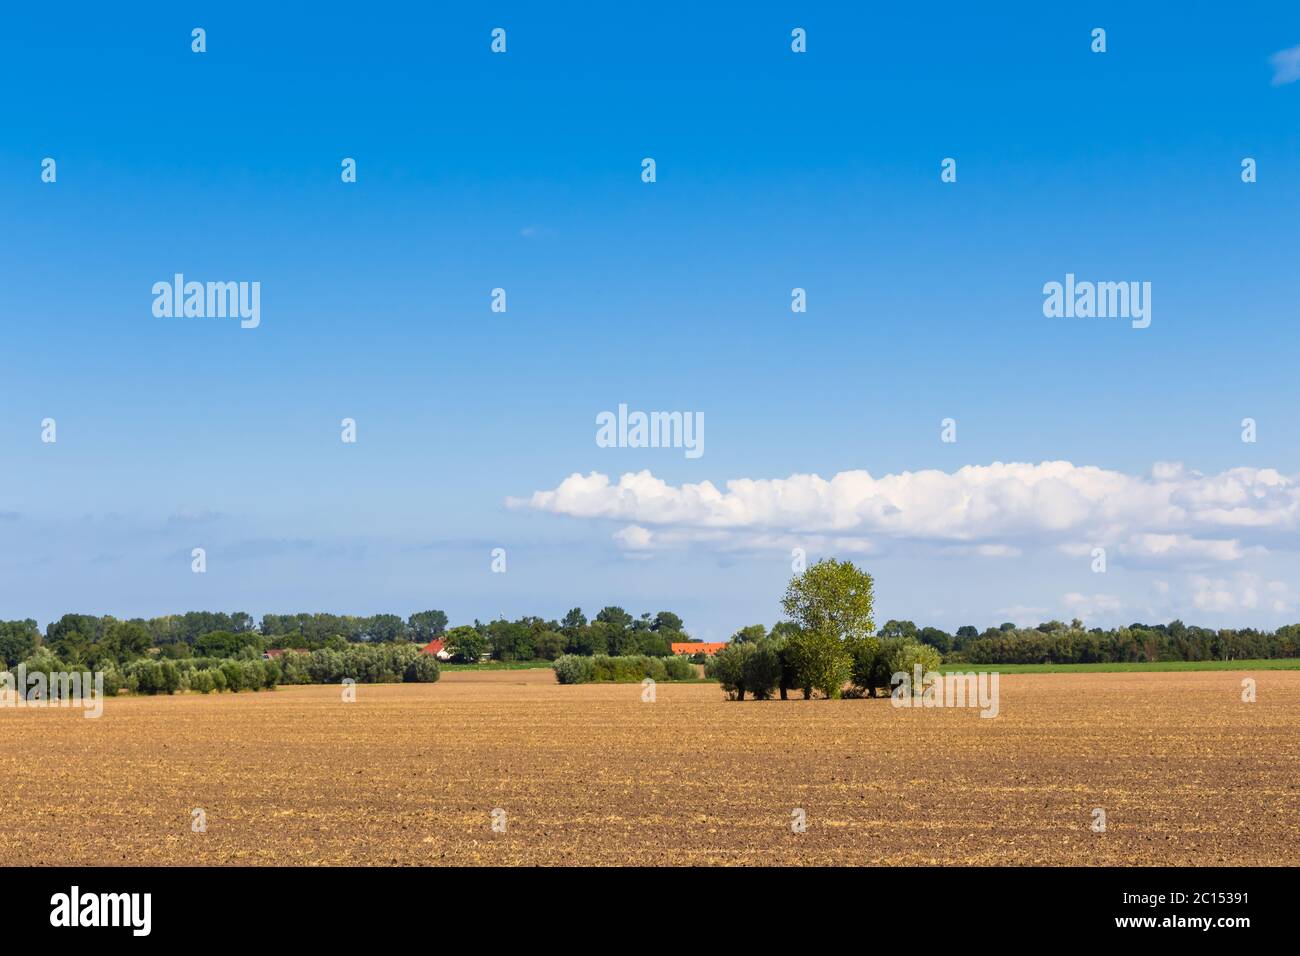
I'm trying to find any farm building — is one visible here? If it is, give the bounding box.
[420,638,452,661]
[670,641,727,656]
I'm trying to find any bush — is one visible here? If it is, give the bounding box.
[125,660,158,694]
[403,653,441,683]
[307,648,344,684]
[740,639,784,700]
[220,661,244,692]
[553,654,693,685]
[884,640,943,696]
[552,654,596,684]
[661,655,696,681]
[190,670,216,694]
[210,667,228,692]
[276,651,310,684]
[159,661,181,695]
[237,659,269,691]
[589,654,666,682]
[849,636,886,697]
[705,643,752,699]
[100,664,125,697]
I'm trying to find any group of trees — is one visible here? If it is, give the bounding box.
[706,558,941,700]
[706,558,1300,703]
[439,608,691,663]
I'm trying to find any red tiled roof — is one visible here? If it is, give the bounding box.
[671,642,727,656]
[420,639,446,656]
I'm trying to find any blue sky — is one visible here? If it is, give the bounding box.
[2,3,1299,639]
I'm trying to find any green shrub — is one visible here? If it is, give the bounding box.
[403,653,441,683]
[590,654,666,682]
[552,654,690,684]
[552,654,595,684]
[159,661,181,695]
[276,651,310,684]
[99,664,125,697]
[884,640,944,696]
[125,660,159,694]
[302,643,431,684]
[849,636,886,697]
[237,659,267,691]
[220,661,244,692]
[661,655,696,681]
[741,639,784,699]
[190,670,215,694]
[705,643,752,699]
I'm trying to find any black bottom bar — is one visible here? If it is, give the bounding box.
[2,865,1280,942]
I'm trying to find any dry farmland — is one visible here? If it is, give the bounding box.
[2,669,1297,866]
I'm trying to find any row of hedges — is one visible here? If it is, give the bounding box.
[124,657,280,694]
[276,643,441,685]
[552,654,697,684]
[10,643,440,696]
[4,649,126,699]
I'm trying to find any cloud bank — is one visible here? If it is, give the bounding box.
[509,461,1300,565]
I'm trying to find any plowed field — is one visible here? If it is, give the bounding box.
[3,669,1296,865]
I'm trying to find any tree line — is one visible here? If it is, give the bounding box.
[4,589,1296,684]
[0,606,696,671]
[865,617,1300,664]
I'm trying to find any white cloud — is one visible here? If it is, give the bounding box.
[1118,533,1257,565]
[611,525,654,550]
[1187,573,1294,615]
[510,461,1300,565]
[1061,592,1124,618]
[993,604,1049,625]
[1270,44,1300,85]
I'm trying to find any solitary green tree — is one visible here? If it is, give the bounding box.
[445,625,487,663]
[780,558,876,645]
[779,559,875,699]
